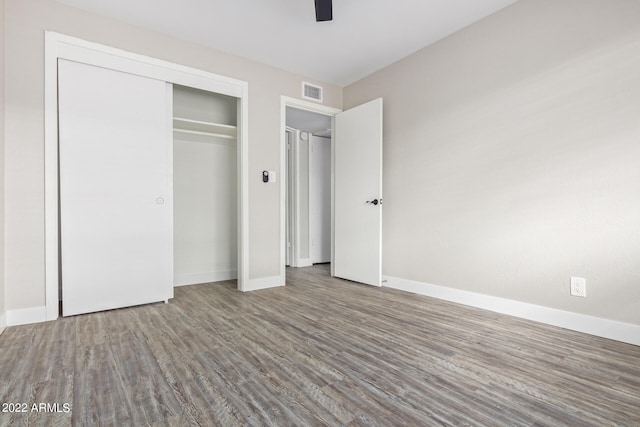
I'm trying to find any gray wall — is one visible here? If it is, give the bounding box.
[344,0,640,325]
[3,0,341,314]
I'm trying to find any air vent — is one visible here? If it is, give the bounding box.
[302,82,323,102]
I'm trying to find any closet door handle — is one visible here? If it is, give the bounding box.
[365,199,381,206]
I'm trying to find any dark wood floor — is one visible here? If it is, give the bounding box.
[1,265,639,426]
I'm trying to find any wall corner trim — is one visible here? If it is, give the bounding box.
[174,270,238,287]
[383,276,640,347]
[243,276,285,292]
[297,259,313,268]
[0,313,6,335]
[6,306,48,327]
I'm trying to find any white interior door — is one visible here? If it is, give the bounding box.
[59,59,173,316]
[333,98,383,286]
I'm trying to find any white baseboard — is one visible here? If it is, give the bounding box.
[174,270,237,287]
[383,276,640,347]
[243,275,284,292]
[0,312,6,335]
[290,258,312,268]
[7,306,48,327]
[297,258,313,268]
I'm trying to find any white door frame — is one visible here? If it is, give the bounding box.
[285,127,298,267]
[44,32,250,321]
[280,97,341,279]
[285,127,313,268]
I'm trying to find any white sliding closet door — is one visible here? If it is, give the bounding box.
[59,59,173,316]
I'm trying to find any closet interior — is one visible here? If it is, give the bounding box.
[173,85,238,286]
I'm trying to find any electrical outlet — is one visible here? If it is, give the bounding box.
[570,277,586,297]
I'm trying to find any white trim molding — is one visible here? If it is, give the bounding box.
[383,276,640,347]
[174,270,238,287]
[297,259,313,268]
[0,313,6,334]
[7,306,48,327]
[244,276,284,292]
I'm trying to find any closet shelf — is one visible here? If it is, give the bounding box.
[173,117,237,140]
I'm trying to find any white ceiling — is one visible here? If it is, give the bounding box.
[286,107,332,134]
[56,0,518,86]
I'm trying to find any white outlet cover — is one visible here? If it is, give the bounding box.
[268,171,276,183]
[570,276,586,297]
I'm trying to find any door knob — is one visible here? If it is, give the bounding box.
[366,199,381,206]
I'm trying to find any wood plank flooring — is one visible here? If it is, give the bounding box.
[1,264,639,426]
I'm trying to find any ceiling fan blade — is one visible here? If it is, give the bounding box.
[315,0,333,22]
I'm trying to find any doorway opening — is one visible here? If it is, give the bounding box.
[286,107,332,268]
[280,96,383,288]
[280,98,341,280]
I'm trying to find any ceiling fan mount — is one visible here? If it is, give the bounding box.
[315,0,333,22]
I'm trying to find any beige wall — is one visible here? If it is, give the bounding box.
[344,0,640,325]
[6,0,639,327]
[4,0,341,312]
[0,0,6,330]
